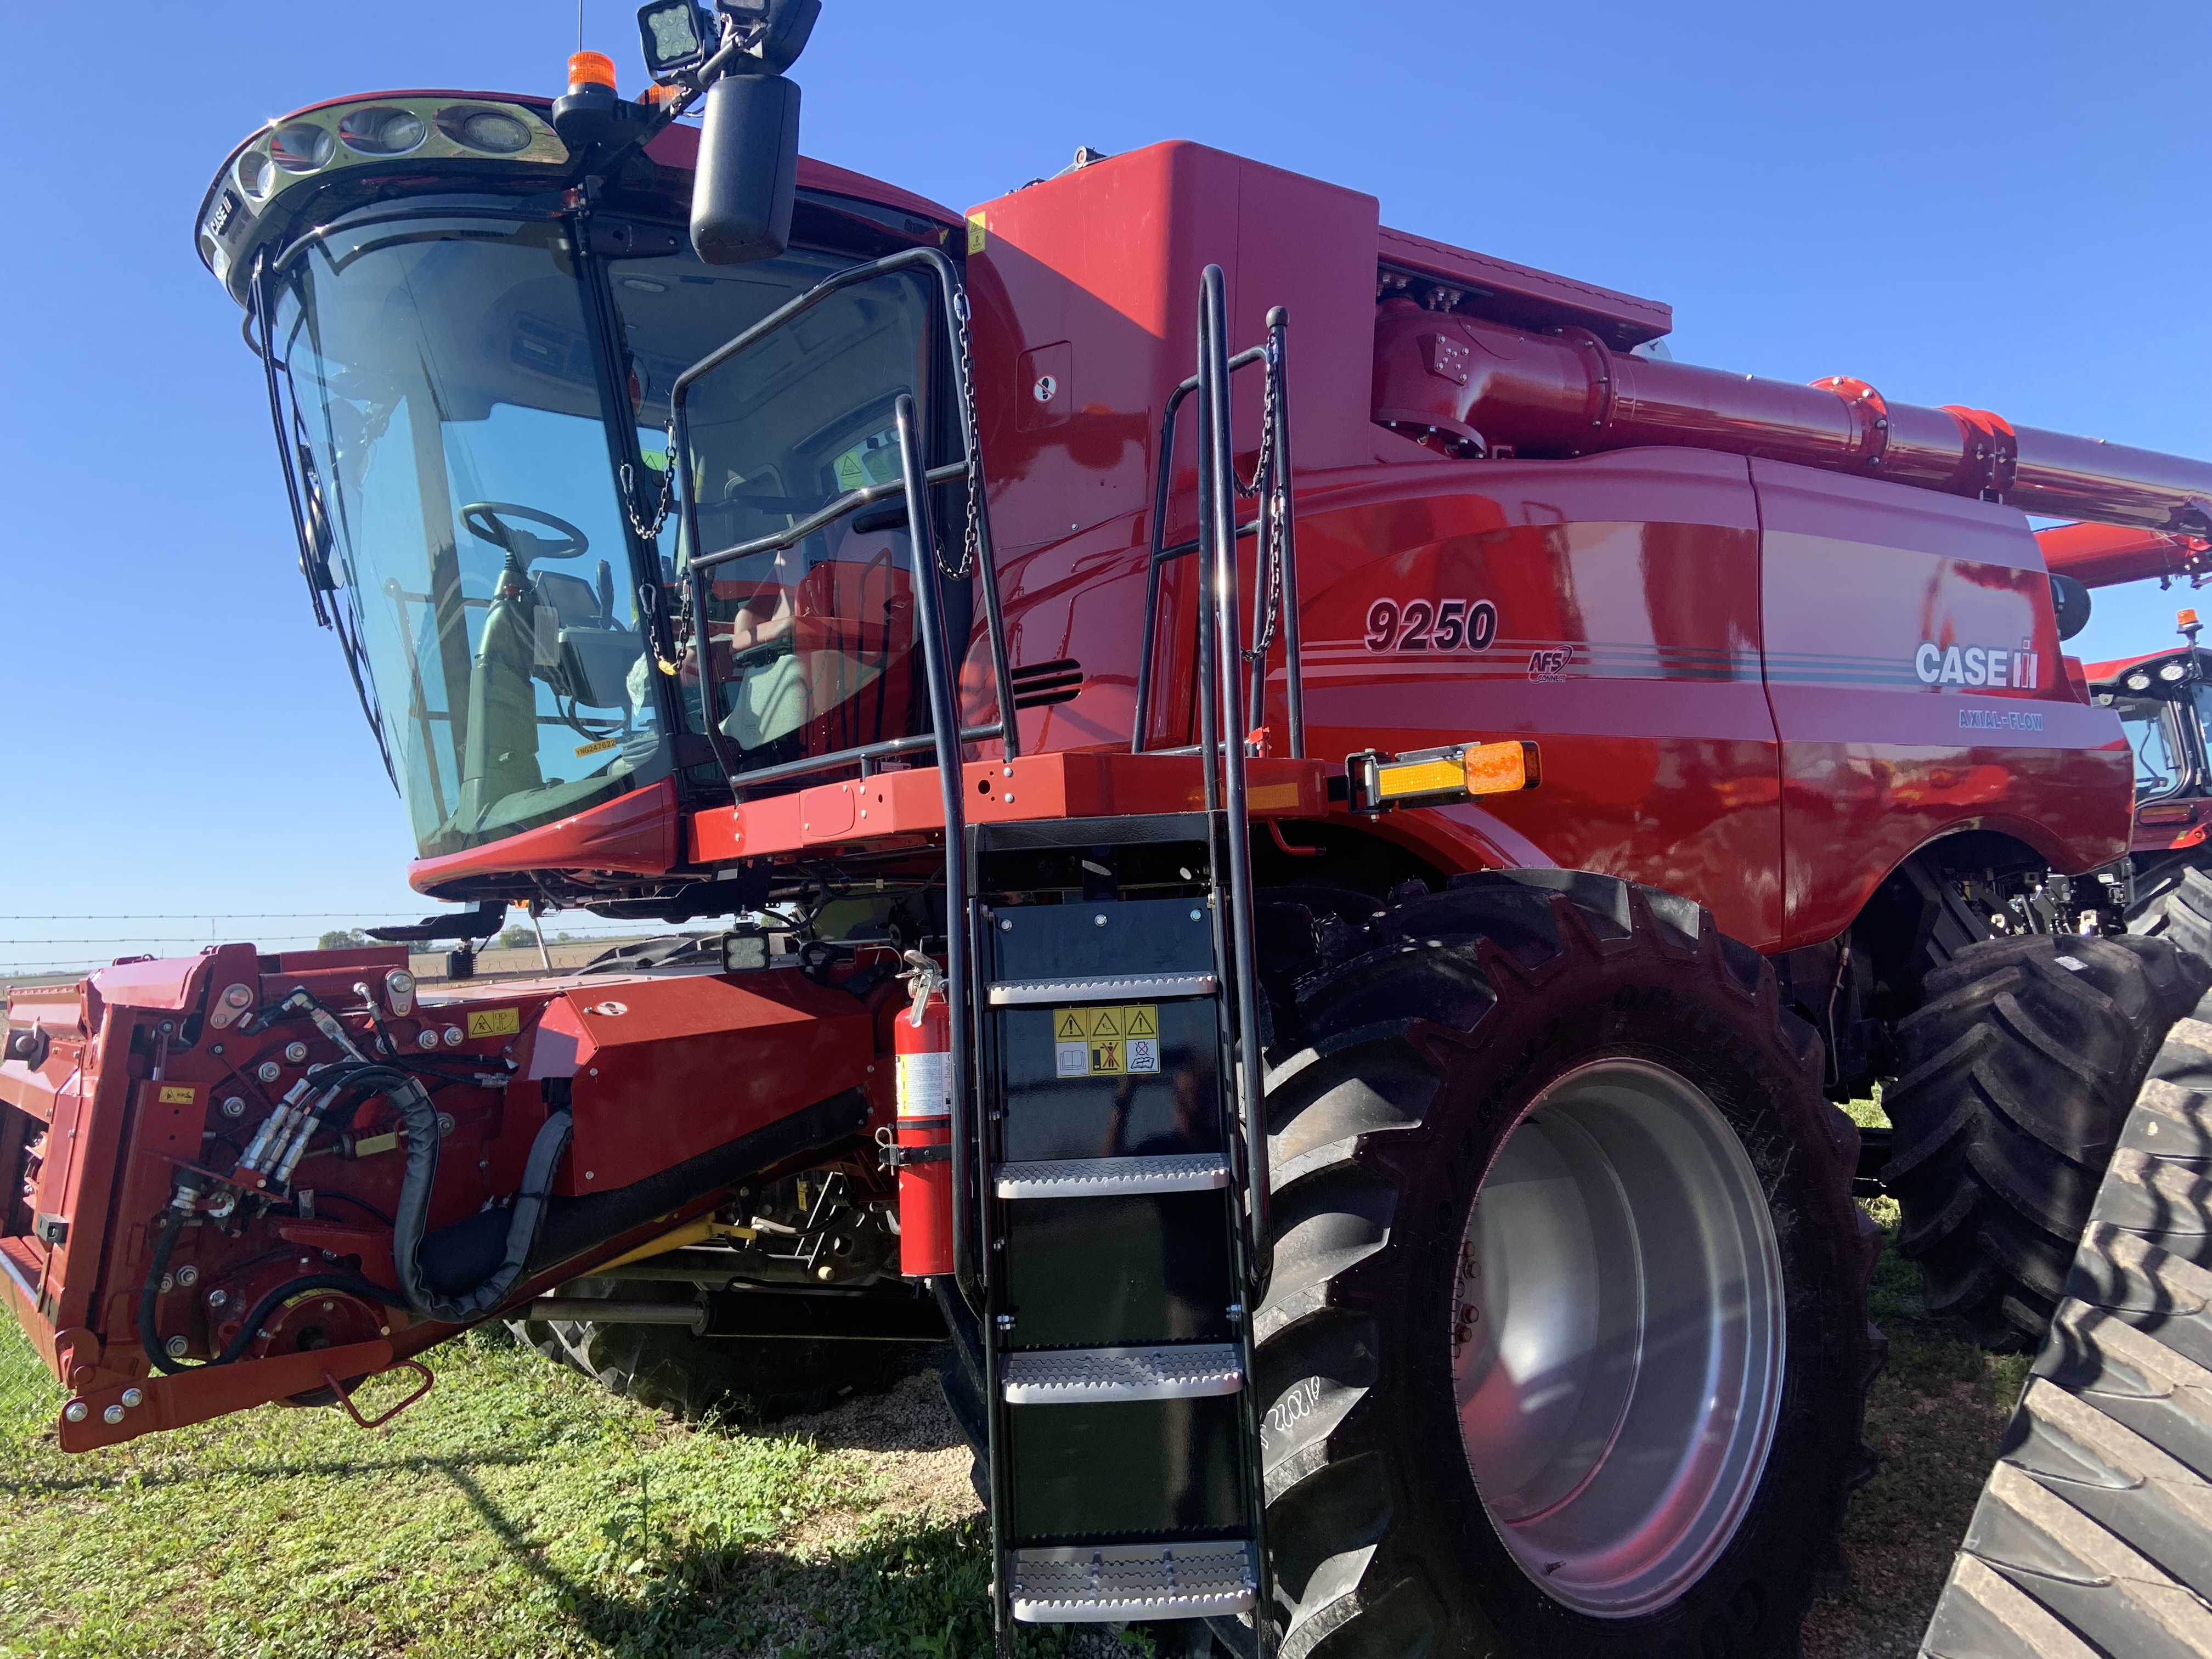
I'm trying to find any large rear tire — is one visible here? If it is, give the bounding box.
[510,1277,915,1421]
[1251,871,1883,1659]
[1883,934,2207,1351]
[2128,860,2212,961]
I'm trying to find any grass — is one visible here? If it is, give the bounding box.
[0,1324,1134,1659]
[0,1100,2032,1658]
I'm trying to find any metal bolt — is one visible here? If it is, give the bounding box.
[1093,914,1108,927]
[165,1336,188,1358]
[1000,919,1012,932]
[1190,910,1203,921]
[436,1113,455,1136]
[1004,793,1014,803]
[418,1029,439,1050]
[120,1387,143,1408]
[443,1027,463,1047]
[584,1170,595,1181]
[103,1404,125,1425]
[995,1314,1015,1329]
[284,1041,309,1064]
[157,1272,174,1294]
[159,1021,175,1035]
[221,1096,245,1119]
[207,1289,227,1308]
[257,1061,281,1084]
[64,1401,88,1423]
[815,1265,836,1281]
[321,1301,335,1313]
[174,1265,199,1288]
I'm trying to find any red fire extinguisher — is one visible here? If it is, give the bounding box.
[890,953,955,1277]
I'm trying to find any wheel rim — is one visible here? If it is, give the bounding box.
[1451,1058,1785,1618]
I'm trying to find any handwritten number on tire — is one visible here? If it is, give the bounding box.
[1364,597,1497,652]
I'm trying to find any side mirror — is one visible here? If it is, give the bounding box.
[691,71,800,264]
[2050,573,2092,642]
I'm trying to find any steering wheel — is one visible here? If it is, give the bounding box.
[459,501,589,568]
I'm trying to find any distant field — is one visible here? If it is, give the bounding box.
[0,1098,2023,1658]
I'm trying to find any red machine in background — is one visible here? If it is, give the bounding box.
[8,8,2212,1656]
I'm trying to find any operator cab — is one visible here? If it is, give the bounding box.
[196,83,966,883]
[2089,645,2212,839]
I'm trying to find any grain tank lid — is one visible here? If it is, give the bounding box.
[642,120,964,231]
[1376,225,1672,350]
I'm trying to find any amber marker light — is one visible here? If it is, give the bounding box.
[1352,741,1541,811]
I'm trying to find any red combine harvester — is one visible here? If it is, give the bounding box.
[9,7,2212,1655]
[2038,522,2212,958]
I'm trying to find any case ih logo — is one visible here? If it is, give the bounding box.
[1914,640,2039,690]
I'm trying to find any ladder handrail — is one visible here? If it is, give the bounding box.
[1196,262,1279,1655]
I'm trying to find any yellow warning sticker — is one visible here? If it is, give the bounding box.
[574,736,619,759]
[466,1007,522,1039]
[1052,1006,1160,1077]
[156,1085,196,1105]
[966,210,987,255]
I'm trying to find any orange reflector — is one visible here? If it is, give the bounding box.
[568,50,618,93]
[2139,803,2197,825]
[1462,740,1534,795]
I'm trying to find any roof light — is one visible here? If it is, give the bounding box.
[2127,672,2155,691]
[568,50,619,93]
[638,1,713,75]
[2160,662,2190,681]
[234,150,272,199]
[338,105,427,156]
[436,105,533,155]
[2182,609,2202,628]
[270,121,335,173]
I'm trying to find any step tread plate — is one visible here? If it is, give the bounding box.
[988,971,1219,1007]
[1003,1343,1245,1404]
[995,1153,1230,1199]
[1009,1540,1255,1624]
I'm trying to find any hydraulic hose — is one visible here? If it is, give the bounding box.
[137,1065,574,1371]
[376,1063,574,1325]
[137,1206,407,1376]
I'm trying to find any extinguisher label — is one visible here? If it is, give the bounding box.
[897,1050,952,1120]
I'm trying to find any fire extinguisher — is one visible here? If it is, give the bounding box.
[887,951,955,1277]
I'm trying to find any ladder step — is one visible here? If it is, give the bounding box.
[995,1153,1229,1199]
[1009,1541,1256,1624]
[988,971,1219,1007]
[1002,1343,1245,1404]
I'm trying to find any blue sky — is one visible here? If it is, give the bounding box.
[1,1,2205,968]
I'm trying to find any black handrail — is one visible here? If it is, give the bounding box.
[667,246,1020,794]
[1196,263,1279,1654]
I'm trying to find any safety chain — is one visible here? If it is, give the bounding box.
[1245,341,1289,662]
[620,416,680,545]
[941,286,985,581]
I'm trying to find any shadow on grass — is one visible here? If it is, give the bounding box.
[4,1447,549,1499]
[527,1506,1130,1659]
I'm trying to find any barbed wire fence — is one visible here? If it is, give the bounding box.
[0,909,667,980]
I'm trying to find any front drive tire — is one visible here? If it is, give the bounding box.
[1251,871,1883,1659]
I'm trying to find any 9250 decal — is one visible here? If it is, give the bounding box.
[1364,597,1499,652]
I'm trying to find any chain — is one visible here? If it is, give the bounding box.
[620,416,680,545]
[1245,340,1288,661]
[940,286,984,581]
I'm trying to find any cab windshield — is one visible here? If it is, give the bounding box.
[274,206,943,858]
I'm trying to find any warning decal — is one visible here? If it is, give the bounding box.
[1052,1005,1160,1077]
[466,1007,522,1039]
[156,1085,196,1105]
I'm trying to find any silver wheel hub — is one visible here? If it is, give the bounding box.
[1451,1059,1785,1618]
